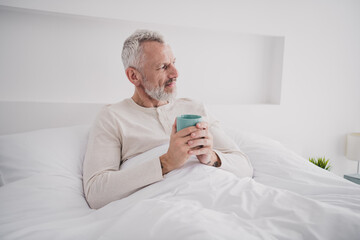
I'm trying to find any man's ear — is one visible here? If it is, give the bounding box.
[125,67,142,87]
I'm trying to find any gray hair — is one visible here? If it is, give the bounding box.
[121,29,165,70]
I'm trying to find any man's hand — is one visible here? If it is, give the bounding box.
[160,120,193,174]
[188,122,221,167]
[160,120,221,175]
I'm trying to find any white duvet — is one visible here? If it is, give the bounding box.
[1,127,360,240]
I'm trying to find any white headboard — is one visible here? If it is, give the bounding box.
[0,101,104,135]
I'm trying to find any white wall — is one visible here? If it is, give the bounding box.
[0,0,359,177]
[0,6,284,105]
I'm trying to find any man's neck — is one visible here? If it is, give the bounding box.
[131,91,168,108]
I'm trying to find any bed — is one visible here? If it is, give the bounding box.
[0,102,360,240]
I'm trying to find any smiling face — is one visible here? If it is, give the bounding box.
[138,41,178,102]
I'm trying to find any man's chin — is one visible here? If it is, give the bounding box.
[167,88,177,99]
[162,91,177,102]
[165,86,176,95]
[145,88,176,102]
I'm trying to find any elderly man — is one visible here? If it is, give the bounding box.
[83,30,253,209]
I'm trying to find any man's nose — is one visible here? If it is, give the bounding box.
[168,64,179,78]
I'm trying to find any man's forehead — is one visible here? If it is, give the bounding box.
[141,41,174,61]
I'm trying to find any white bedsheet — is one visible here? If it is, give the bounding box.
[1,130,360,240]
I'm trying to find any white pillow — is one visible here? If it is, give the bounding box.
[0,125,90,186]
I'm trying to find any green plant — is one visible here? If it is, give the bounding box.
[309,157,331,171]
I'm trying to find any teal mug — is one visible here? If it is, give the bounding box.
[176,114,203,132]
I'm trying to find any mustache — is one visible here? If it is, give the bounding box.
[165,78,177,85]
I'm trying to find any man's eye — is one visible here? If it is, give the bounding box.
[162,65,168,70]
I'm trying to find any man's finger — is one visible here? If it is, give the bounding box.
[188,146,211,155]
[190,129,208,139]
[177,126,198,137]
[196,121,208,129]
[188,138,210,148]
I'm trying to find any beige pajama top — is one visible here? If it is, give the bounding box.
[83,98,253,209]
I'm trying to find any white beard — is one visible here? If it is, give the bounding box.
[142,77,177,102]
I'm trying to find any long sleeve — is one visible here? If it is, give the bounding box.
[212,124,254,178]
[205,108,253,178]
[82,107,163,209]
